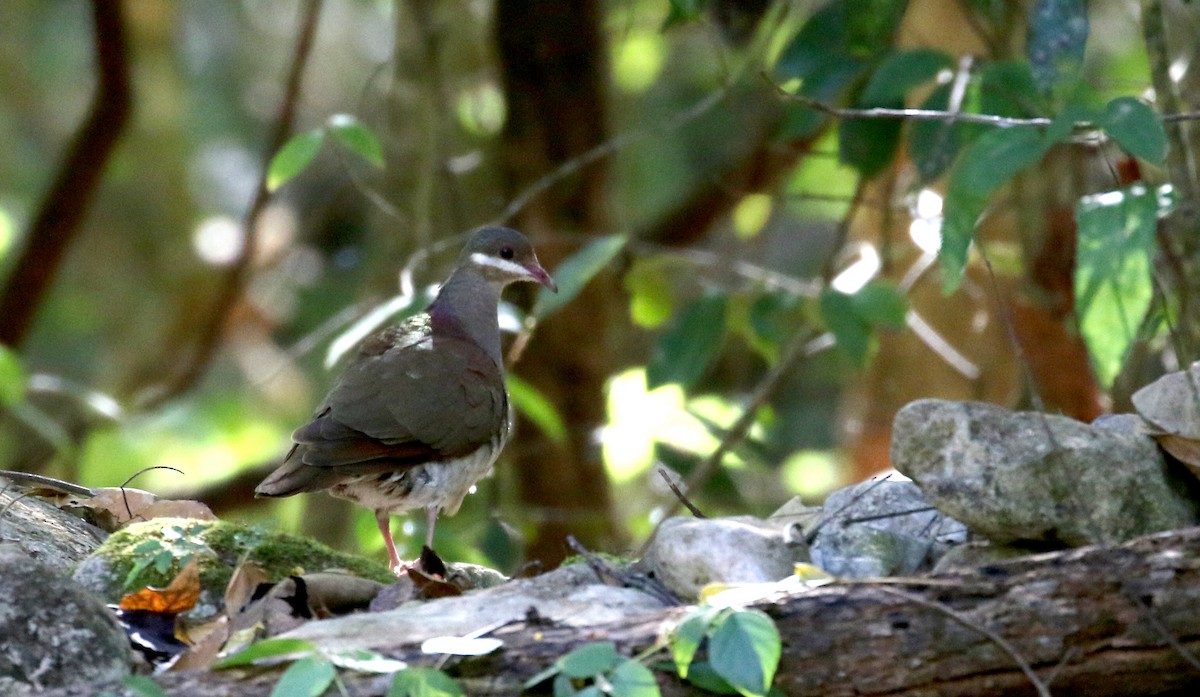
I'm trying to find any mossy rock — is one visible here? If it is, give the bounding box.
[73,518,393,618]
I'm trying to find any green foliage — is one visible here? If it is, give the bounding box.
[268,129,324,192]
[533,235,627,320]
[907,82,961,182]
[647,292,728,390]
[524,641,660,697]
[387,667,466,697]
[842,49,954,177]
[776,0,909,138]
[0,344,26,407]
[328,114,386,168]
[267,114,387,192]
[820,281,907,366]
[214,638,318,669]
[270,656,337,697]
[663,0,706,29]
[940,125,1048,292]
[122,521,210,589]
[1101,97,1168,164]
[1027,0,1089,101]
[668,607,782,697]
[507,374,567,443]
[624,256,680,329]
[121,675,171,697]
[1075,184,1169,386]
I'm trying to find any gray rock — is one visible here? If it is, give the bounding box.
[1132,362,1200,436]
[891,399,1200,546]
[808,479,967,578]
[0,485,107,573]
[642,516,807,600]
[932,540,1039,572]
[0,546,130,693]
[282,564,668,651]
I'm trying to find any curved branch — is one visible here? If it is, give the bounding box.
[136,0,324,410]
[0,0,132,347]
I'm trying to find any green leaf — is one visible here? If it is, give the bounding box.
[851,281,907,328]
[907,83,961,182]
[326,648,407,673]
[1027,0,1089,100]
[557,642,622,679]
[1044,101,1101,145]
[860,49,954,104]
[624,256,679,329]
[387,667,466,697]
[839,110,901,177]
[215,638,318,668]
[1102,97,1168,164]
[683,661,738,694]
[940,125,1048,292]
[533,235,626,320]
[979,60,1046,118]
[267,129,324,192]
[672,607,720,678]
[0,344,26,407]
[646,293,728,390]
[663,0,706,28]
[122,675,171,697]
[1074,185,1165,386]
[328,114,386,169]
[820,289,870,366]
[507,374,567,444]
[708,609,781,697]
[609,659,662,697]
[270,656,336,697]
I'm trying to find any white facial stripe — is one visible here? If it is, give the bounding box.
[469,252,531,277]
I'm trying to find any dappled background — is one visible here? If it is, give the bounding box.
[1,0,1193,572]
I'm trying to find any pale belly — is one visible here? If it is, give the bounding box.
[328,441,501,515]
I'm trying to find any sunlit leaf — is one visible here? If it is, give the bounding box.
[732,194,773,239]
[647,293,728,390]
[672,607,720,678]
[1075,184,1166,386]
[267,129,324,192]
[270,656,336,697]
[941,125,1047,292]
[507,374,567,444]
[609,659,661,697]
[624,256,680,329]
[328,114,386,169]
[557,641,622,679]
[1027,0,1089,99]
[533,235,626,320]
[708,609,781,697]
[0,344,26,407]
[388,667,465,697]
[214,638,317,669]
[326,648,407,673]
[1102,97,1168,164]
[420,636,504,656]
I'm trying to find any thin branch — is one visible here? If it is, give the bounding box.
[656,467,706,519]
[0,0,131,347]
[136,0,324,410]
[866,584,1052,697]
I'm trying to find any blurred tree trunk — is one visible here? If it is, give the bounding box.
[493,0,623,566]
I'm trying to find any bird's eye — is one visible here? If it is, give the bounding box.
[499,247,514,260]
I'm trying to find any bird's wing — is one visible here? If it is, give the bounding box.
[295,329,507,470]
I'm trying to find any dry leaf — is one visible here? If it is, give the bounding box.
[120,558,202,614]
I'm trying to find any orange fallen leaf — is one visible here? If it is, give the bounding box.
[120,558,202,614]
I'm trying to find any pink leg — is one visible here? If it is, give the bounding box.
[424,506,438,549]
[376,510,404,574]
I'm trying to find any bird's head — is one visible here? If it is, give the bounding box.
[461,226,558,293]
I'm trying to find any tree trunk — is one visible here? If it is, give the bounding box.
[493,0,623,566]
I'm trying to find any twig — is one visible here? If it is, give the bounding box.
[839,506,937,527]
[656,467,706,519]
[0,470,95,498]
[136,0,325,410]
[865,584,1052,697]
[802,474,892,545]
[566,536,679,607]
[1126,590,1200,674]
[119,466,184,521]
[0,0,131,347]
